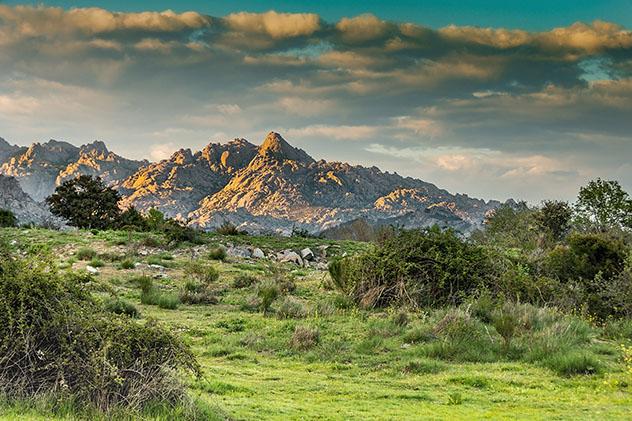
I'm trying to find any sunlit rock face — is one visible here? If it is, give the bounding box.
[0,132,505,234]
[0,139,145,202]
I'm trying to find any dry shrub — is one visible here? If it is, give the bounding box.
[290,326,320,351]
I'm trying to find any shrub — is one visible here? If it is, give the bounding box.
[544,352,602,376]
[422,308,500,362]
[276,297,307,319]
[156,294,180,310]
[256,280,280,315]
[140,288,161,305]
[119,258,136,270]
[179,281,218,305]
[104,297,140,318]
[142,236,163,248]
[184,261,219,285]
[330,227,501,308]
[132,275,154,293]
[76,247,97,260]
[0,209,17,228]
[208,247,227,261]
[215,222,242,236]
[290,326,320,351]
[232,274,258,289]
[164,220,201,245]
[0,244,198,412]
[88,257,104,268]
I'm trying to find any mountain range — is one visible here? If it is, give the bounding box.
[0,132,506,234]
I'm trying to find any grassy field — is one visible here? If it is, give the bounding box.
[1,227,631,420]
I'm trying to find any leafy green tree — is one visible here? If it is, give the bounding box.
[480,202,539,250]
[575,178,632,231]
[46,175,121,229]
[145,208,167,231]
[535,200,573,241]
[117,206,148,231]
[0,209,17,228]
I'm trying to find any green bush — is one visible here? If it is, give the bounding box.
[208,247,227,261]
[232,274,258,289]
[543,352,602,376]
[0,244,198,413]
[131,275,154,293]
[179,281,218,305]
[157,294,180,310]
[104,297,140,318]
[422,309,500,362]
[256,279,280,315]
[276,297,307,319]
[88,257,104,268]
[76,247,97,260]
[0,209,17,228]
[185,261,219,285]
[119,258,136,270]
[330,227,502,308]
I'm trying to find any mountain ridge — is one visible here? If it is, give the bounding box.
[0,132,505,234]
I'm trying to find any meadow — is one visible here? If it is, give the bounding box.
[1,227,630,420]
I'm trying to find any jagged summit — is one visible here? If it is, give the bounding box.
[79,140,109,157]
[258,132,315,164]
[0,132,505,234]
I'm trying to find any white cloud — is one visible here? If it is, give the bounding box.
[287,124,378,140]
[149,142,176,160]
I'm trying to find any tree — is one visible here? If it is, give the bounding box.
[0,209,17,228]
[46,175,121,229]
[534,200,573,241]
[117,206,148,231]
[481,202,539,250]
[575,178,632,231]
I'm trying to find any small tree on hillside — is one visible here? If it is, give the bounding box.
[46,175,121,229]
[575,178,632,232]
[535,200,573,241]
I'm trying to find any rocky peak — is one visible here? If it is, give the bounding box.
[79,140,109,158]
[0,137,23,162]
[258,132,315,164]
[171,148,194,165]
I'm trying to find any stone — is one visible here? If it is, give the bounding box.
[279,251,303,266]
[252,248,265,259]
[227,246,251,258]
[300,247,314,260]
[85,265,99,274]
[149,264,165,270]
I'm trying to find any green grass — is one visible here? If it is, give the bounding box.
[1,227,631,420]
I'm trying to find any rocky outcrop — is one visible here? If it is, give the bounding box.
[0,175,64,227]
[189,132,502,234]
[0,132,505,234]
[117,138,258,218]
[0,139,145,201]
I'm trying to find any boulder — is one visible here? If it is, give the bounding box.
[278,250,303,266]
[227,246,251,258]
[300,247,314,260]
[252,248,265,259]
[85,265,99,274]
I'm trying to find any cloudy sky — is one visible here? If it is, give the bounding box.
[0,1,631,202]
